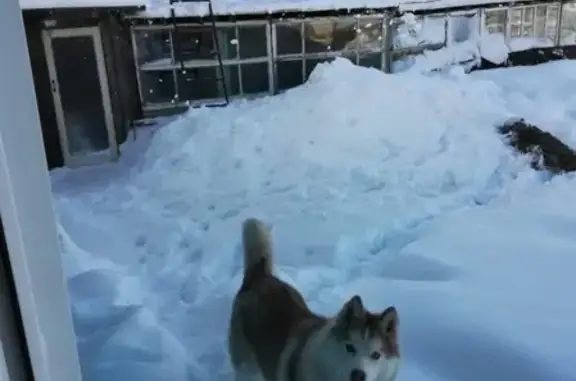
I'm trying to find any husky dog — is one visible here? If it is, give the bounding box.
[228,218,400,381]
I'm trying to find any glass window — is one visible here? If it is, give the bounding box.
[523,7,535,36]
[485,9,507,35]
[305,57,334,79]
[276,60,303,90]
[509,8,522,37]
[240,63,269,94]
[238,25,268,59]
[276,23,302,55]
[357,17,384,50]
[176,66,239,101]
[394,15,446,49]
[358,51,382,69]
[449,13,479,44]
[175,26,237,62]
[134,29,172,67]
[535,5,547,37]
[140,70,175,104]
[546,5,560,40]
[560,2,576,45]
[304,18,357,53]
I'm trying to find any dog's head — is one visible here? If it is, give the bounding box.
[319,295,400,381]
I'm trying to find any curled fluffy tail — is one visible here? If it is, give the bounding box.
[242,218,273,279]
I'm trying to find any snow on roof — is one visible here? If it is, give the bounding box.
[19,0,145,10]
[19,0,510,13]
[136,0,511,18]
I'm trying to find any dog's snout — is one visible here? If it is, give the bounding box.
[350,369,366,381]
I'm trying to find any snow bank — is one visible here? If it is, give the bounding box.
[406,40,480,73]
[51,60,576,381]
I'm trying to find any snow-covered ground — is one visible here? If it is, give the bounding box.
[50,59,576,381]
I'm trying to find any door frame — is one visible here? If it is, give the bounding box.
[42,26,118,167]
[0,0,83,379]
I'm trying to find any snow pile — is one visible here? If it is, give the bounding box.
[51,60,576,381]
[508,36,555,52]
[407,40,480,73]
[480,32,509,64]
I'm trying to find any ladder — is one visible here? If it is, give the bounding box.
[169,0,229,107]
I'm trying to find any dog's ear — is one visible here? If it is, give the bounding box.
[379,306,398,336]
[335,295,365,328]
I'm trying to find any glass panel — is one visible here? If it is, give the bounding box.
[241,63,269,94]
[175,26,237,62]
[52,35,109,156]
[358,51,382,69]
[140,70,176,104]
[304,18,357,53]
[560,2,576,45]
[238,25,267,58]
[546,5,559,40]
[305,57,334,80]
[176,66,239,101]
[485,10,507,35]
[524,7,534,24]
[509,8,522,37]
[340,51,357,65]
[535,6,547,37]
[522,7,535,36]
[510,24,522,37]
[394,15,446,48]
[276,60,303,90]
[357,17,384,50]
[134,29,172,68]
[509,8,522,24]
[449,13,478,43]
[276,23,302,55]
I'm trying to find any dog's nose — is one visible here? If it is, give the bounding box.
[350,369,366,381]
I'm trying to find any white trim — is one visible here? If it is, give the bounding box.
[131,27,146,106]
[42,26,118,168]
[0,2,82,381]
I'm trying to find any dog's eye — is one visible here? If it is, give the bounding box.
[370,351,381,360]
[345,344,356,354]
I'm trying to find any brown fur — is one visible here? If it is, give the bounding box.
[229,218,324,380]
[233,273,326,380]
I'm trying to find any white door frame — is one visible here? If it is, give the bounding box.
[42,26,118,168]
[0,0,83,379]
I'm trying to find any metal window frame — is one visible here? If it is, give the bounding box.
[272,14,387,91]
[131,26,176,107]
[482,2,563,44]
[133,20,274,108]
[390,13,448,54]
[483,8,508,37]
